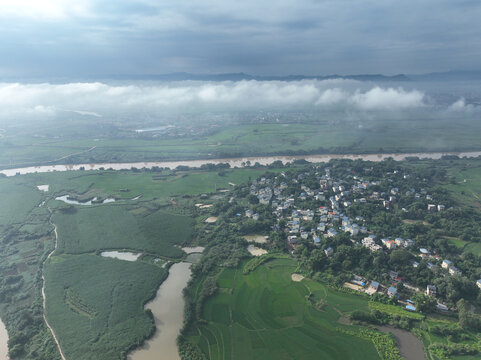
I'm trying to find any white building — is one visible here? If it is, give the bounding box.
[442,259,453,269]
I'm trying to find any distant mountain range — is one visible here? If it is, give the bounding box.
[408,70,481,81]
[3,70,481,83]
[97,70,481,82]
[100,72,411,82]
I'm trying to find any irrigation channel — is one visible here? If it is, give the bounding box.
[1,151,481,177]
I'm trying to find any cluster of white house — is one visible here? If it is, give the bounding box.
[245,168,481,295]
[438,259,464,276]
[246,170,445,254]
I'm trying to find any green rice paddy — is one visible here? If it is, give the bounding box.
[189,258,381,360]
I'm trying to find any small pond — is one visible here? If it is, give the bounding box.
[100,251,141,262]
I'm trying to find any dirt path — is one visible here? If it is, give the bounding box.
[50,146,97,163]
[43,207,67,360]
[0,145,96,168]
[228,269,238,360]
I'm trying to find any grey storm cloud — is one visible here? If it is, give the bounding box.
[0,1,481,76]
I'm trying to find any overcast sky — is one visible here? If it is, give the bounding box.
[1,0,481,77]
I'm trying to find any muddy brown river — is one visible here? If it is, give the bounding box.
[1,151,481,177]
[378,325,425,360]
[128,262,192,360]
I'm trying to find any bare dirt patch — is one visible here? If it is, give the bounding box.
[343,282,364,292]
[243,235,268,244]
[337,316,352,325]
[247,245,267,256]
[291,273,305,282]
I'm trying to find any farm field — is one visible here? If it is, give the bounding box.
[52,205,193,257]
[189,258,382,360]
[13,167,280,202]
[444,162,481,209]
[2,117,481,168]
[44,254,167,360]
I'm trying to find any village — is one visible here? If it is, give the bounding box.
[243,162,481,313]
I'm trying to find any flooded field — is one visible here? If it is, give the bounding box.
[100,251,141,262]
[128,262,192,360]
[181,246,205,254]
[55,195,116,205]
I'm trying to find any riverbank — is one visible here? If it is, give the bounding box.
[1,150,481,177]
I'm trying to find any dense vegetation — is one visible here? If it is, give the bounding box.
[44,254,167,360]
[52,205,193,257]
[0,179,61,359]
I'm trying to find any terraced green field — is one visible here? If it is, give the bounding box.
[191,258,381,360]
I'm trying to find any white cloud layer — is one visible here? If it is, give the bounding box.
[0,0,92,20]
[0,80,434,123]
[448,98,478,112]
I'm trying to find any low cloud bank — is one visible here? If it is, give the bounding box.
[0,79,467,123]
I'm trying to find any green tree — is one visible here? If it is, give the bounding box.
[413,293,436,314]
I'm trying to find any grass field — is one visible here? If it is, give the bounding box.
[0,178,43,226]
[444,161,481,209]
[2,117,481,168]
[16,167,279,202]
[463,242,481,256]
[443,236,469,250]
[440,159,481,255]
[52,205,193,257]
[190,258,381,360]
[368,302,425,320]
[44,253,167,360]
